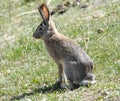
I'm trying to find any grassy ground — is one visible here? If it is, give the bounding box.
[0,0,120,101]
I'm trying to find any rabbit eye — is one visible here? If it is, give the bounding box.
[38,26,43,31]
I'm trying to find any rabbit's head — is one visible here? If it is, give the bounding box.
[33,4,53,40]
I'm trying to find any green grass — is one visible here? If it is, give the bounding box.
[0,0,120,101]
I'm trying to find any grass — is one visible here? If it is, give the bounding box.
[0,0,120,101]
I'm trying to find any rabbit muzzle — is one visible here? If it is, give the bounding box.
[33,31,41,39]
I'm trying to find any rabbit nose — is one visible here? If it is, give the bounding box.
[33,33,36,38]
[33,32,41,39]
[33,32,38,38]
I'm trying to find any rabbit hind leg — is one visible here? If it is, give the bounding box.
[80,73,96,86]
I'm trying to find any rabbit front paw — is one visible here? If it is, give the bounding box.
[60,81,75,90]
[60,83,67,89]
[66,82,74,90]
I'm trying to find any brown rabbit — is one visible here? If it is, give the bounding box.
[33,4,96,90]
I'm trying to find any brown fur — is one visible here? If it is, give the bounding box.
[33,4,96,90]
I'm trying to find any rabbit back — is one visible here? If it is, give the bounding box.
[44,34,93,83]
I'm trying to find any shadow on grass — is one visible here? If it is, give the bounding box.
[10,82,64,101]
[10,82,80,101]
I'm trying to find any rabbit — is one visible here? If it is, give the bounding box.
[33,4,96,90]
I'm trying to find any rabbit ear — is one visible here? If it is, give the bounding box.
[38,4,50,25]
